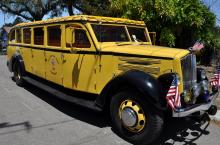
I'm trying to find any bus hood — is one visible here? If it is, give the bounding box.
[100,43,189,59]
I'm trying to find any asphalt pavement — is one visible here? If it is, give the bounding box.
[0,55,220,145]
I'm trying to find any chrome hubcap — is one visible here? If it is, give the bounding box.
[121,107,137,127]
[119,99,146,132]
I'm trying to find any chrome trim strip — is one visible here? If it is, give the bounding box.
[118,64,160,74]
[119,57,161,65]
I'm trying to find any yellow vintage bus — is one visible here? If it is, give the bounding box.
[7,15,219,145]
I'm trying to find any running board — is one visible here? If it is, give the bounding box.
[22,76,102,112]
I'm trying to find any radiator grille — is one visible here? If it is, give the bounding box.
[181,54,197,91]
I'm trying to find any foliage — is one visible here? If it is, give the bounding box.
[7,17,24,26]
[159,28,176,47]
[212,26,220,50]
[110,0,216,48]
[61,0,111,15]
[0,0,64,21]
[0,0,111,20]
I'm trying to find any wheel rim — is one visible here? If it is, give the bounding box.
[119,99,146,132]
[17,73,21,80]
[14,66,21,81]
[15,68,20,80]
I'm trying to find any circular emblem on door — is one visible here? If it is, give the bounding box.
[49,55,58,75]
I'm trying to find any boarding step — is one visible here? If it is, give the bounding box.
[22,76,102,112]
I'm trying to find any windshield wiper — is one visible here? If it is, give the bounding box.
[115,42,133,46]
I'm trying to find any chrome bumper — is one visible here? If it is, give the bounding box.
[172,91,219,117]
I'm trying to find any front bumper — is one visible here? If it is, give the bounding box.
[172,91,219,117]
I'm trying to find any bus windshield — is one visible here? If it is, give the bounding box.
[127,27,149,42]
[91,24,149,43]
[91,24,129,42]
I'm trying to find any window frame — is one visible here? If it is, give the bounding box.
[33,26,45,46]
[23,28,32,45]
[91,23,130,42]
[46,25,62,48]
[126,25,152,44]
[73,28,91,48]
[126,26,150,43]
[65,23,92,49]
[9,29,16,43]
[16,29,22,43]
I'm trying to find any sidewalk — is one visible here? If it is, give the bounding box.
[210,110,220,121]
[211,97,220,121]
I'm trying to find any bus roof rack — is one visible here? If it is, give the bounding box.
[14,15,145,28]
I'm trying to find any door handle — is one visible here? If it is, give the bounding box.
[61,54,66,63]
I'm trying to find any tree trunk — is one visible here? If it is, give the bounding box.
[33,14,44,21]
[66,0,75,16]
[67,4,74,15]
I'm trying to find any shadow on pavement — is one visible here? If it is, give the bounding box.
[22,83,109,128]
[0,121,33,135]
[0,122,32,131]
[21,82,210,145]
[151,117,210,145]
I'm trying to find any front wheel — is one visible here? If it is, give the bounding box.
[110,90,164,145]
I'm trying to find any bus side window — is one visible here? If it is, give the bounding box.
[16,29,22,43]
[47,26,61,47]
[23,28,31,44]
[34,27,44,45]
[9,30,15,43]
[73,29,91,48]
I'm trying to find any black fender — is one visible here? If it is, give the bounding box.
[10,53,26,76]
[95,70,166,111]
[158,73,177,99]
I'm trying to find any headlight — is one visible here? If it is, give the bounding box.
[197,68,206,81]
[201,70,206,80]
[192,83,201,98]
[201,80,209,91]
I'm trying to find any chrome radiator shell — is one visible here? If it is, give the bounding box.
[181,54,197,91]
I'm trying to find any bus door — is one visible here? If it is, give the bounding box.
[62,24,98,94]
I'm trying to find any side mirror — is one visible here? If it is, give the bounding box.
[149,32,156,45]
[66,27,75,47]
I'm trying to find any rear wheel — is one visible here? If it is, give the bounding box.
[110,90,163,145]
[13,62,24,86]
